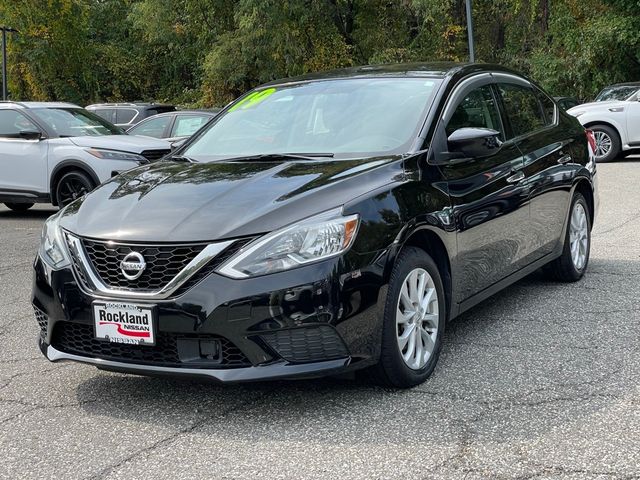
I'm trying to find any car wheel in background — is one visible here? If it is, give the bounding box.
[544,192,591,282]
[370,247,446,388]
[590,124,620,163]
[4,203,34,212]
[55,171,95,207]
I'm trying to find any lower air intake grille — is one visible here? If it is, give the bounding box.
[33,306,48,337]
[260,326,349,364]
[52,322,251,367]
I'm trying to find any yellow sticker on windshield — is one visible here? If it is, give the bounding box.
[229,88,277,112]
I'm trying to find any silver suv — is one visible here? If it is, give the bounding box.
[86,103,176,129]
[0,101,172,211]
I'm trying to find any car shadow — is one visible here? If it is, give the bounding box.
[72,256,637,443]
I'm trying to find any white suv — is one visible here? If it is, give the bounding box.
[0,101,172,211]
[567,82,640,162]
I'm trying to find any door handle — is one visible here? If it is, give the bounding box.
[506,170,525,183]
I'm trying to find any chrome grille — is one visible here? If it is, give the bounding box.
[81,239,206,292]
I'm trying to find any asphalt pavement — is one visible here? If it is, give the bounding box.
[1,160,639,479]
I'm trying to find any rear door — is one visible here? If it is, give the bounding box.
[433,74,529,300]
[494,74,573,258]
[0,109,49,195]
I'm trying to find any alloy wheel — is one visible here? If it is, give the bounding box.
[396,268,439,370]
[593,131,612,159]
[58,177,90,206]
[569,202,588,270]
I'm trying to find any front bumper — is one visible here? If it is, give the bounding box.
[41,342,350,382]
[32,248,389,382]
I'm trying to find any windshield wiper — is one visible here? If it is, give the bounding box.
[223,152,334,162]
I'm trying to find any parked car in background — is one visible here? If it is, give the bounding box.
[554,96,580,111]
[595,82,640,102]
[0,101,171,210]
[33,63,597,389]
[127,110,219,145]
[86,102,176,129]
[568,82,640,162]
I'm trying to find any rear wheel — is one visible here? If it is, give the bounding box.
[544,192,591,282]
[55,171,94,207]
[590,124,620,163]
[370,247,446,388]
[4,202,34,212]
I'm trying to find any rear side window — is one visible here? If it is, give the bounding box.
[115,108,138,124]
[445,85,504,140]
[0,110,39,138]
[128,115,172,138]
[535,89,556,125]
[171,115,211,137]
[93,108,115,123]
[497,83,546,138]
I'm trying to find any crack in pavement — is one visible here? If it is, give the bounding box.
[83,388,276,480]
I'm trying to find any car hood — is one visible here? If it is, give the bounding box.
[68,135,171,153]
[59,155,405,242]
[567,100,625,115]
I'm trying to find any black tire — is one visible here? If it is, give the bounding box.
[4,202,34,212]
[590,124,621,163]
[370,247,446,388]
[544,192,591,282]
[55,171,94,207]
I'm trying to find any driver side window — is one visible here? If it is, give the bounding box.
[0,110,39,139]
[445,85,503,141]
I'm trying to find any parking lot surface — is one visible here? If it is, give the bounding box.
[1,161,639,480]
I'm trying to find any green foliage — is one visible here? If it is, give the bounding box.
[1,0,638,106]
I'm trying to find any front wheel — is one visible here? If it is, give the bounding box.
[371,247,446,388]
[4,202,34,212]
[55,171,94,207]
[544,192,591,282]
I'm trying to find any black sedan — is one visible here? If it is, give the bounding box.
[32,63,598,388]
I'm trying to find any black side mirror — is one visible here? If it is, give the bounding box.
[447,127,502,158]
[19,130,42,141]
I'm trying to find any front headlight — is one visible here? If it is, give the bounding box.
[39,210,70,269]
[85,148,146,162]
[217,209,359,279]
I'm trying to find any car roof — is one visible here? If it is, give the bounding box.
[261,62,520,87]
[0,101,81,109]
[140,110,218,118]
[602,82,640,88]
[85,102,175,109]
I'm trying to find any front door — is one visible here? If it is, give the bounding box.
[0,109,49,196]
[432,76,530,301]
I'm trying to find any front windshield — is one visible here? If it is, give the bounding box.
[183,77,441,161]
[595,86,639,102]
[31,108,124,137]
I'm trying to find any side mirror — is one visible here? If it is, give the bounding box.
[447,127,502,158]
[19,130,42,141]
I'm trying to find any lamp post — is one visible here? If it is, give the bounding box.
[465,0,475,62]
[1,26,18,101]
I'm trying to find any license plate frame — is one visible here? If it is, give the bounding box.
[92,301,157,346]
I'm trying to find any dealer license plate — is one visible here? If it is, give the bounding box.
[92,301,156,346]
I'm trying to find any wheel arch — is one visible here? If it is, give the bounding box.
[50,161,100,206]
[583,120,623,146]
[390,227,454,320]
[573,177,595,226]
